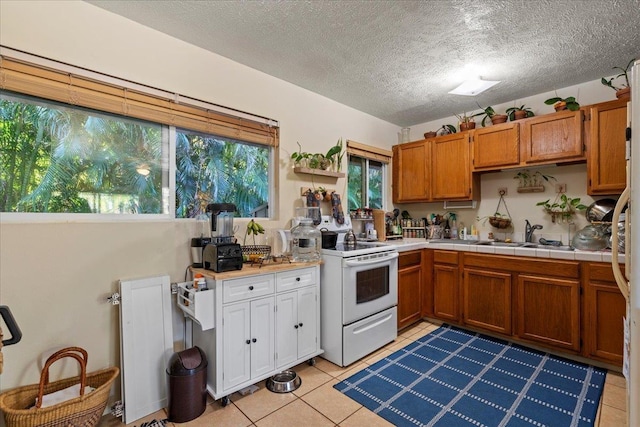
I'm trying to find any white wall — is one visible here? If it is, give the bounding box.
[0,0,399,395]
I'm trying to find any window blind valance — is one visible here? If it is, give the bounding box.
[0,56,279,146]
[346,140,392,163]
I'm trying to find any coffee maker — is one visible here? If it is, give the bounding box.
[190,214,211,268]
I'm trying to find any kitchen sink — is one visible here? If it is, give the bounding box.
[428,239,475,245]
[521,243,575,251]
[475,241,525,247]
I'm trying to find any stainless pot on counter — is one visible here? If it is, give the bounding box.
[572,224,609,251]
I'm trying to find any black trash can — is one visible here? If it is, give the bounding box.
[166,346,208,423]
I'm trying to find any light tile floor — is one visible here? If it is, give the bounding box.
[100,320,627,427]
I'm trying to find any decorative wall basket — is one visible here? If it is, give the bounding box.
[489,190,512,229]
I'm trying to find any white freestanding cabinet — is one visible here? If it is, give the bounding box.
[187,263,322,405]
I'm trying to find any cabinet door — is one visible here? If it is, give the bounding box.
[473,123,520,170]
[463,268,512,335]
[275,292,298,368]
[516,274,580,351]
[588,100,627,195]
[433,264,459,322]
[522,110,584,164]
[431,133,471,200]
[583,263,626,365]
[297,286,318,359]
[250,297,275,379]
[223,302,251,390]
[398,250,423,329]
[393,140,430,202]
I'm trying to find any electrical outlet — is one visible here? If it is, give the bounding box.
[555,183,566,193]
[498,187,507,196]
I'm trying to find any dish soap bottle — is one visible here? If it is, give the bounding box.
[450,213,458,239]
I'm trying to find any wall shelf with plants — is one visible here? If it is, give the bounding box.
[293,167,345,178]
[291,138,345,178]
[514,170,556,193]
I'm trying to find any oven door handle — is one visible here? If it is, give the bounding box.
[344,252,398,267]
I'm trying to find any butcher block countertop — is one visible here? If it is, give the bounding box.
[191,260,321,280]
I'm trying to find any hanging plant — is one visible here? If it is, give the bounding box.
[536,194,587,223]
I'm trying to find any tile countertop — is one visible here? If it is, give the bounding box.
[383,238,626,264]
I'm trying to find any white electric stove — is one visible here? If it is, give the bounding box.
[317,215,399,366]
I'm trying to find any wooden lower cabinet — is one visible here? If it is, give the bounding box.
[583,262,626,365]
[428,251,624,364]
[516,274,581,352]
[463,268,512,335]
[433,251,460,322]
[397,250,424,329]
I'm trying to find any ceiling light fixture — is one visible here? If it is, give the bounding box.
[448,78,500,96]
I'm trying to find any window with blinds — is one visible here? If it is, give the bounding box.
[346,140,391,210]
[0,54,279,218]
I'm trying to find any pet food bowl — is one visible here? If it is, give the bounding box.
[266,370,301,393]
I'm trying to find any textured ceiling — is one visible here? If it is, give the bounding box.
[86,0,640,126]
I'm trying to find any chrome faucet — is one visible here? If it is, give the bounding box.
[525,220,543,243]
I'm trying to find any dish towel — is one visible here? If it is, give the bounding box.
[331,192,345,224]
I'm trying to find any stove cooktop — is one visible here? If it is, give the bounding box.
[321,241,395,257]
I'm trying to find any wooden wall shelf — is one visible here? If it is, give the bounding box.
[293,167,345,178]
[516,186,545,193]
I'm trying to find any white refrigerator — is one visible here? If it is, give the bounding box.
[611,59,639,427]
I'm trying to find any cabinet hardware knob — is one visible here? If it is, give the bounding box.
[249,286,254,290]
[246,340,250,344]
[252,338,257,343]
[296,277,301,281]
[294,324,298,329]
[299,323,303,327]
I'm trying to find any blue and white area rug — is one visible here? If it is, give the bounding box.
[335,324,606,427]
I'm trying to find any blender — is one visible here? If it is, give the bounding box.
[206,203,237,243]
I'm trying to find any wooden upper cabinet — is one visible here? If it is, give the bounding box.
[587,99,628,195]
[392,140,430,203]
[431,132,475,200]
[472,122,520,170]
[521,110,585,164]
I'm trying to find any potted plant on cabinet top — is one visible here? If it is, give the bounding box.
[476,104,508,126]
[506,104,535,121]
[437,124,457,135]
[601,58,635,101]
[455,112,477,131]
[544,95,580,111]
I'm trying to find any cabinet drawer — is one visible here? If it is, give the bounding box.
[434,250,458,265]
[399,250,422,269]
[587,262,624,282]
[223,274,275,303]
[276,267,316,292]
